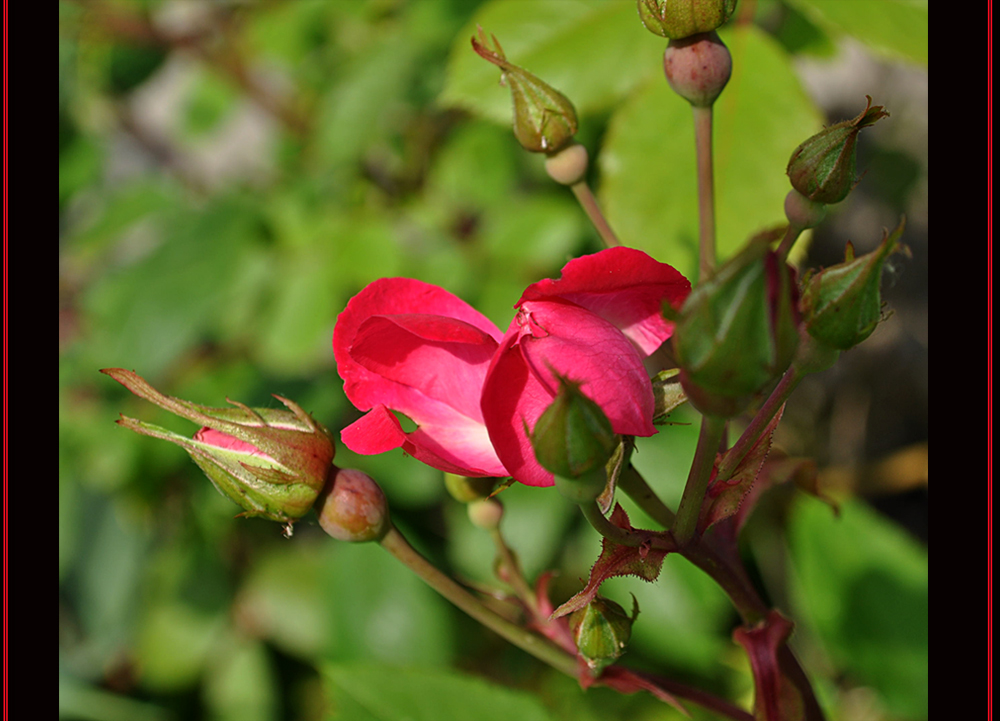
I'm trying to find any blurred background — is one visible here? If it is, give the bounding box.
[59,1,927,720]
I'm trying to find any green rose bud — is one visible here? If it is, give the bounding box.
[471,27,578,154]
[801,218,909,351]
[637,0,737,39]
[531,375,618,503]
[672,232,800,416]
[786,96,889,205]
[315,467,390,543]
[444,473,499,503]
[570,594,639,675]
[101,368,334,526]
[467,497,504,531]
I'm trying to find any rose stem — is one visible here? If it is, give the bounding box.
[693,105,717,282]
[671,413,726,547]
[379,523,580,676]
[570,181,622,248]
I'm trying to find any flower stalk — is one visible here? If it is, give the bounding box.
[379,523,581,677]
[570,180,621,248]
[671,414,727,546]
[694,105,718,281]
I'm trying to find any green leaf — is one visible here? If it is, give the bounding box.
[441,0,661,123]
[323,663,553,721]
[599,25,822,279]
[783,0,927,65]
[203,637,279,721]
[322,540,456,667]
[235,543,329,659]
[787,497,928,719]
[136,602,225,691]
[83,195,264,377]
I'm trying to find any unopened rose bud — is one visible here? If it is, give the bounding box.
[467,498,504,531]
[662,31,732,107]
[315,467,390,543]
[637,0,737,39]
[787,96,889,205]
[544,143,589,186]
[672,232,800,416]
[102,368,334,525]
[784,189,828,232]
[531,376,618,503]
[471,28,578,154]
[570,594,639,675]
[801,218,909,351]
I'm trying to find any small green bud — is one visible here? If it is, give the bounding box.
[467,498,504,531]
[637,0,737,39]
[787,96,889,205]
[672,232,800,416]
[472,28,578,154]
[102,368,334,525]
[315,467,390,543]
[801,218,909,351]
[531,376,618,503]
[444,473,499,503]
[570,595,639,675]
[662,31,732,107]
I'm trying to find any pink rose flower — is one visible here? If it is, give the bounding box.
[333,277,509,478]
[333,248,690,488]
[481,247,690,487]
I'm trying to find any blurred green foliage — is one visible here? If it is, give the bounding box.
[59,1,927,720]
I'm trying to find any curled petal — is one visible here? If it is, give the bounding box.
[334,278,507,477]
[516,247,690,356]
[483,300,656,487]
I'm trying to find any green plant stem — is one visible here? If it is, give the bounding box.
[570,181,621,248]
[617,465,675,528]
[579,501,647,547]
[671,414,726,547]
[693,105,717,282]
[715,365,803,484]
[379,524,580,677]
[489,528,539,611]
[381,522,761,719]
[776,223,804,262]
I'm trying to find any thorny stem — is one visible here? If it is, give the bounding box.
[570,181,621,248]
[671,414,726,547]
[380,524,580,677]
[693,105,717,282]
